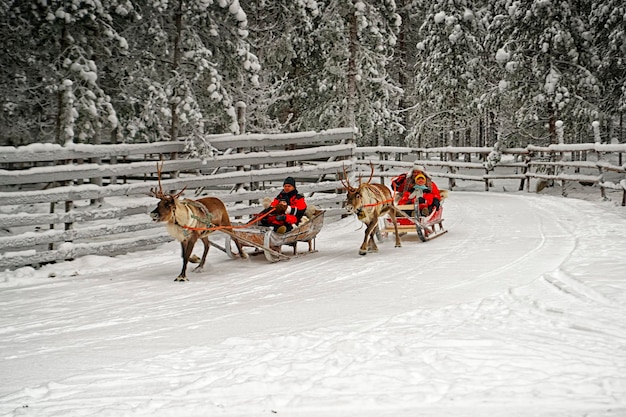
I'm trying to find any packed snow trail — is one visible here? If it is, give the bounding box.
[1,192,625,417]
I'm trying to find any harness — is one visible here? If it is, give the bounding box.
[178,203,276,233]
[353,186,393,219]
[186,200,214,226]
[361,198,394,208]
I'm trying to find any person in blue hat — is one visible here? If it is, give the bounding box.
[258,177,307,233]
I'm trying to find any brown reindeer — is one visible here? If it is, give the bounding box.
[149,163,247,281]
[341,164,402,255]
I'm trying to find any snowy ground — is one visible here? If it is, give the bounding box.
[1,186,626,417]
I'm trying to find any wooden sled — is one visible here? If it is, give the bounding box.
[221,209,325,262]
[380,204,447,242]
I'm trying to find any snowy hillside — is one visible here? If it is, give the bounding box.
[1,191,625,417]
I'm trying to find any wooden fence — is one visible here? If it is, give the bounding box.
[1,131,625,270]
[356,143,626,203]
[0,129,355,269]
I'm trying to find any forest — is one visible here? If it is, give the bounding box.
[1,0,624,151]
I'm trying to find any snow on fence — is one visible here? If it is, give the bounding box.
[356,143,626,204]
[0,129,355,270]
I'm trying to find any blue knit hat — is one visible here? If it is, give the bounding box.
[283,177,296,187]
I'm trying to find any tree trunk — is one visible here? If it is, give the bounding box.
[397,3,408,145]
[170,0,184,142]
[346,10,358,130]
[548,102,557,144]
[55,23,69,145]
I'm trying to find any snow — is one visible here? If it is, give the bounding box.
[495,47,510,62]
[434,11,446,24]
[1,189,626,416]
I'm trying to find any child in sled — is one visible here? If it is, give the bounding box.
[393,165,442,219]
[256,176,307,234]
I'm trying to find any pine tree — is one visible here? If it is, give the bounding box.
[487,0,600,145]
[237,0,321,133]
[117,0,259,155]
[250,0,403,145]
[590,0,626,142]
[0,0,136,145]
[404,0,488,147]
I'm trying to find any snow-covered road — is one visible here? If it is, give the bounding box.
[1,191,625,416]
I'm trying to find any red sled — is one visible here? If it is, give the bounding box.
[380,204,447,242]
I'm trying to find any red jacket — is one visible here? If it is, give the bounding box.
[397,178,441,208]
[270,189,307,225]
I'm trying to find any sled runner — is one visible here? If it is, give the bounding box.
[380,203,447,242]
[221,209,325,262]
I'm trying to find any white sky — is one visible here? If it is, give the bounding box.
[1,189,625,417]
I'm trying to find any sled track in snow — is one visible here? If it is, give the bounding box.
[1,192,626,416]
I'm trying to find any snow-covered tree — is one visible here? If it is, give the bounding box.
[234,0,322,133]
[0,0,136,145]
[250,0,403,145]
[117,0,259,152]
[2,0,623,148]
[487,0,600,145]
[404,0,488,147]
[590,1,626,142]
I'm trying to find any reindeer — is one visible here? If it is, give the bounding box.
[341,164,402,255]
[149,163,247,281]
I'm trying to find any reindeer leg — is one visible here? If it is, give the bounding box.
[176,237,198,282]
[176,242,189,280]
[179,242,185,261]
[193,237,210,272]
[389,210,402,248]
[359,221,379,255]
[368,222,380,253]
[359,230,370,255]
[233,237,248,260]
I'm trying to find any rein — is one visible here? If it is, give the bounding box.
[358,185,394,209]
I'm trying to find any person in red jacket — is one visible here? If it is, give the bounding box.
[258,177,307,233]
[396,165,441,216]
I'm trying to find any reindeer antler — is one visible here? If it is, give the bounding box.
[149,161,166,198]
[172,186,187,199]
[365,161,375,185]
[355,161,375,187]
[339,164,353,190]
[150,161,189,200]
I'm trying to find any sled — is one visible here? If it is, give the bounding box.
[380,204,447,242]
[221,209,325,262]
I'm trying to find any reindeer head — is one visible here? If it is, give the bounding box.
[149,162,186,223]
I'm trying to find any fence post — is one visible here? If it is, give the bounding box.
[446,151,456,190]
[48,202,55,251]
[91,131,103,205]
[599,166,606,200]
[233,102,246,198]
[524,157,530,192]
[110,128,118,185]
[484,169,489,191]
